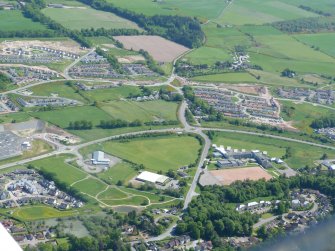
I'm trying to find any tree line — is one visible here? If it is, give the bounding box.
[95,47,124,73]
[272,17,335,33]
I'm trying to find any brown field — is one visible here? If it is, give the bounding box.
[113,35,189,62]
[207,166,272,186]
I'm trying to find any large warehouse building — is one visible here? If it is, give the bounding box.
[136,171,170,185]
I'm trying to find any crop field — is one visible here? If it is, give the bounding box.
[294,33,335,57]
[114,36,189,62]
[100,100,178,122]
[211,131,335,169]
[108,0,228,20]
[0,10,49,32]
[30,155,87,185]
[95,135,201,172]
[216,0,317,25]
[209,167,273,185]
[42,6,141,30]
[280,100,335,133]
[12,206,77,221]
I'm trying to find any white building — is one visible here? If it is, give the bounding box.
[91,151,110,165]
[136,171,170,185]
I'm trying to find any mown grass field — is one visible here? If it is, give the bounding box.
[12,206,78,221]
[93,135,201,172]
[30,81,88,103]
[100,100,178,122]
[280,0,335,15]
[97,162,137,185]
[0,10,49,32]
[211,131,335,169]
[42,6,140,30]
[72,178,107,197]
[30,155,86,185]
[82,86,142,102]
[31,106,111,129]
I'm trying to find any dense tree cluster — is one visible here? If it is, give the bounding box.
[272,17,335,33]
[0,73,11,91]
[311,117,335,129]
[177,173,335,248]
[0,30,57,38]
[77,0,205,48]
[80,27,142,37]
[68,120,93,130]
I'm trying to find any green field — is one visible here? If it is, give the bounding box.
[97,162,137,185]
[100,100,178,122]
[192,72,257,83]
[12,206,77,221]
[30,81,88,103]
[280,0,335,16]
[88,135,201,172]
[0,10,49,32]
[42,6,140,30]
[30,155,86,185]
[280,100,335,133]
[108,0,229,20]
[82,86,142,102]
[31,105,111,129]
[294,33,335,57]
[211,131,335,169]
[72,178,107,197]
[216,0,317,25]
[97,187,128,200]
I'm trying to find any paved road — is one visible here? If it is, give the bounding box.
[63,48,95,79]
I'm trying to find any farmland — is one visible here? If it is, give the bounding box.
[42,6,141,30]
[107,0,229,20]
[216,0,317,25]
[86,135,201,172]
[114,36,189,62]
[210,131,335,169]
[0,10,49,32]
[294,33,335,57]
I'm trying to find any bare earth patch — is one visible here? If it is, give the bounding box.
[113,35,189,62]
[117,55,145,63]
[200,166,272,186]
